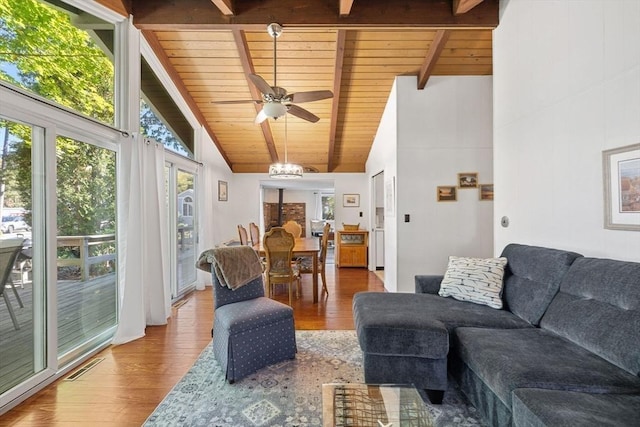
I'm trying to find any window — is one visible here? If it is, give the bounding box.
[182,196,193,217]
[0,0,115,124]
[140,57,193,158]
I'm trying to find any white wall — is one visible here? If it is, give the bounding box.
[396,76,494,291]
[366,82,398,291]
[494,0,640,261]
[195,130,233,286]
[367,76,494,292]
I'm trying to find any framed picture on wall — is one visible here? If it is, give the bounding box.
[437,186,457,202]
[343,194,360,207]
[385,177,395,216]
[458,172,478,189]
[603,143,640,231]
[218,180,228,201]
[479,184,494,201]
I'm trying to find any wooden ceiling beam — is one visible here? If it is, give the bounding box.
[131,0,499,30]
[141,30,232,168]
[339,0,355,17]
[453,0,486,16]
[210,0,234,16]
[328,30,346,172]
[232,29,279,163]
[417,29,451,89]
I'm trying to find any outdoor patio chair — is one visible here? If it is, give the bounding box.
[1,238,26,330]
[209,246,296,383]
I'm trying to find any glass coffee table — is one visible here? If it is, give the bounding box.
[322,383,434,427]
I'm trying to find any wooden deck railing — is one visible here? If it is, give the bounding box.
[57,234,116,281]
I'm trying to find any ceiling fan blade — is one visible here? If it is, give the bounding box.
[211,99,262,104]
[290,90,333,103]
[254,109,269,125]
[248,74,275,96]
[287,105,320,123]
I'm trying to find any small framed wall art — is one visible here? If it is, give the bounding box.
[437,186,457,202]
[458,172,478,189]
[343,193,360,207]
[603,143,640,231]
[479,184,494,201]
[218,180,228,201]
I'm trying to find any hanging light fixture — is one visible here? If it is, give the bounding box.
[269,114,303,179]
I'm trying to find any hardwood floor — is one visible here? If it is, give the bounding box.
[0,265,385,426]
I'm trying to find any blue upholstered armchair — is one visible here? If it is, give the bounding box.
[211,259,297,383]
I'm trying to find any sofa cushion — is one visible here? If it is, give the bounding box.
[512,389,640,427]
[500,244,582,326]
[454,327,640,408]
[540,257,640,376]
[353,292,448,358]
[215,296,294,334]
[438,256,508,309]
[353,292,532,357]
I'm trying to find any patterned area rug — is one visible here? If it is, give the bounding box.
[144,330,484,426]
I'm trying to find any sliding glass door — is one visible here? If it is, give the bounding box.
[0,95,122,409]
[165,159,198,300]
[55,135,117,363]
[0,117,46,397]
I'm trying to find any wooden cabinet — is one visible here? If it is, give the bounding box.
[336,230,369,268]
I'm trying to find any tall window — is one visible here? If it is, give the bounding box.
[140,57,193,157]
[0,0,115,125]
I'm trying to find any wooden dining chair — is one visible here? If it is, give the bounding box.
[249,222,260,246]
[299,222,331,296]
[282,220,302,238]
[237,224,249,245]
[263,227,301,306]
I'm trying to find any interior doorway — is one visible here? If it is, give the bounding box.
[372,172,385,277]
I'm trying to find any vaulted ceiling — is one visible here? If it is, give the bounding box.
[97,0,498,173]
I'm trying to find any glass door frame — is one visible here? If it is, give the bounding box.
[0,83,123,409]
[164,150,199,301]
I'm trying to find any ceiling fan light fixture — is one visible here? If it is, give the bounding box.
[262,101,287,119]
[269,112,302,179]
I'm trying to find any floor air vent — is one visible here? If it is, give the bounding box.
[173,299,188,309]
[65,357,104,381]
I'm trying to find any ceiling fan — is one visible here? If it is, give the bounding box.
[213,23,333,124]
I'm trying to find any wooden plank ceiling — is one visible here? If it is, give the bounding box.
[99,0,497,173]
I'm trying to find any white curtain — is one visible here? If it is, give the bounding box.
[112,136,170,345]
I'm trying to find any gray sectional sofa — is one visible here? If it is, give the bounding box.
[352,243,640,426]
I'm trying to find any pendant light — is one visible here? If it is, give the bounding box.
[269,114,303,179]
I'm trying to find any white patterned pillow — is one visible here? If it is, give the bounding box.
[438,256,508,309]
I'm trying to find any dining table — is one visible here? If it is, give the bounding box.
[254,237,321,303]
